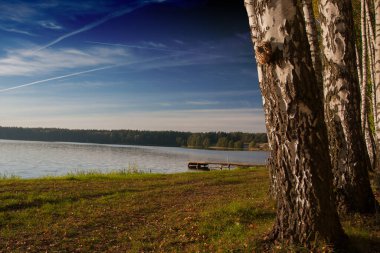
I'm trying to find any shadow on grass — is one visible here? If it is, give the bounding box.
[205,178,243,186]
[348,234,380,253]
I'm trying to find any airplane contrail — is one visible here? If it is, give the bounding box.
[0,65,119,93]
[85,41,222,58]
[0,54,179,93]
[36,0,166,51]
[86,41,190,53]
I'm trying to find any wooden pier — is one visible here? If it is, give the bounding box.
[188,161,260,171]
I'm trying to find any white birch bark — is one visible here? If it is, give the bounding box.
[319,0,377,213]
[365,101,376,170]
[366,0,377,131]
[366,6,377,170]
[375,0,380,170]
[302,0,323,89]
[362,0,368,131]
[366,0,376,50]
[356,45,363,86]
[244,0,346,247]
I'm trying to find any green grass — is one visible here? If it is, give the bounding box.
[0,167,379,252]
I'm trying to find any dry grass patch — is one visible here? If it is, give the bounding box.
[0,168,378,252]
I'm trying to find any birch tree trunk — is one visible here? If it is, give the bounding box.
[356,45,363,86]
[365,116,376,170]
[302,0,323,89]
[366,0,377,133]
[362,0,368,131]
[319,0,377,213]
[375,0,380,171]
[244,0,346,247]
[365,104,376,170]
[366,13,377,171]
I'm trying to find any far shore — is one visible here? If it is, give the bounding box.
[0,138,270,151]
[186,145,270,152]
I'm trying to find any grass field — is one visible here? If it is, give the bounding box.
[0,168,379,252]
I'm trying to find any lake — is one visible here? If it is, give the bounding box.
[0,139,269,178]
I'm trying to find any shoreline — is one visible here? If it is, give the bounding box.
[0,138,270,151]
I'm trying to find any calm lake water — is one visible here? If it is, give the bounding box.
[0,139,269,178]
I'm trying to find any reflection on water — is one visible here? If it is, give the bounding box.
[0,139,269,178]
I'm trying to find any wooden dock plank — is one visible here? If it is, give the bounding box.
[188,161,261,171]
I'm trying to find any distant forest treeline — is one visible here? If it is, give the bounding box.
[0,126,267,149]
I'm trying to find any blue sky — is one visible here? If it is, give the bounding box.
[0,0,263,132]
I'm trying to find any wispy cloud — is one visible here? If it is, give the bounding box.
[142,41,167,48]
[86,41,192,53]
[186,101,220,106]
[0,25,35,36]
[38,20,63,30]
[84,34,253,72]
[0,46,128,76]
[0,2,37,23]
[83,42,240,73]
[159,102,173,107]
[174,39,185,45]
[133,53,223,70]
[235,32,250,41]
[36,0,166,51]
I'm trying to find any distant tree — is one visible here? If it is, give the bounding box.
[176,137,184,146]
[216,137,228,147]
[228,140,234,149]
[196,134,203,147]
[248,141,256,150]
[0,127,268,151]
[234,141,243,149]
[202,138,210,148]
[187,134,196,147]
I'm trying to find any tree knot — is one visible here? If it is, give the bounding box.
[255,41,272,65]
